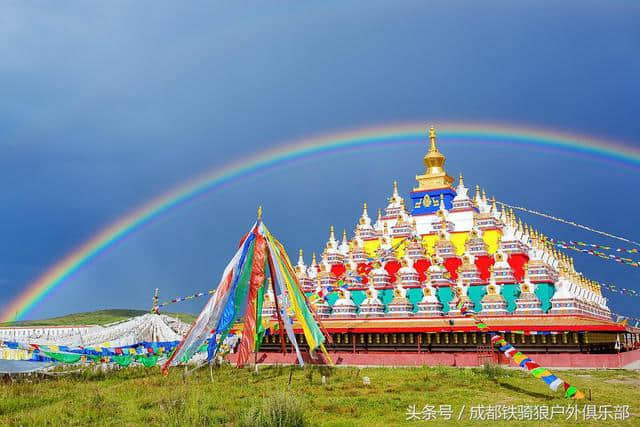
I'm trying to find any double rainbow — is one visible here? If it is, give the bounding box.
[2,122,639,322]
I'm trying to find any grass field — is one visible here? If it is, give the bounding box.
[1,364,638,426]
[0,309,196,327]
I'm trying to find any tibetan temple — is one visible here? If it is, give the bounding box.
[255,127,639,367]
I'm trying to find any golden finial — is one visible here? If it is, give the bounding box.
[312,252,317,264]
[329,224,335,240]
[482,189,487,203]
[299,248,303,257]
[428,125,437,151]
[377,208,382,221]
[257,205,263,221]
[393,180,398,192]
[491,197,497,212]
[475,185,480,199]
[459,173,464,187]
[342,229,347,240]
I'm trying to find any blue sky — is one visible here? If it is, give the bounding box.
[1,1,639,320]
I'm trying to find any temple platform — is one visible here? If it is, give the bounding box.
[229,348,640,369]
[240,314,640,367]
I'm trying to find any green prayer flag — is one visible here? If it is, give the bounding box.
[565,386,577,398]
[44,352,82,364]
[255,276,266,352]
[531,367,546,377]
[274,239,325,351]
[230,240,256,327]
[136,355,159,368]
[112,355,132,367]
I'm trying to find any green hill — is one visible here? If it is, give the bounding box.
[0,309,196,327]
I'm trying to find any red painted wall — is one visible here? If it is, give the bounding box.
[230,349,640,368]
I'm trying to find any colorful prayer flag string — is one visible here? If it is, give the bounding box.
[555,243,639,268]
[496,201,640,247]
[466,306,584,399]
[549,239,640,256]
[157,290,217,308]
[599,282,639,298]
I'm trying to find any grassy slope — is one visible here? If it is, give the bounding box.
[0,309,196,327]
[0,365,638,426]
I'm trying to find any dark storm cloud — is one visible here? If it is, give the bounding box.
[0,1,638,319]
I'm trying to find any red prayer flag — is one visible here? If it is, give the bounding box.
[236,232,267,367]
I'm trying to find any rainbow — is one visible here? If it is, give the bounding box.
[2,122,639,322]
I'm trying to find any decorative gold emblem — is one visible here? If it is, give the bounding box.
[422,195,432,207]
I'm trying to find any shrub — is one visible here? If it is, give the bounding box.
[479,363,508,380]
[239,393,307,427]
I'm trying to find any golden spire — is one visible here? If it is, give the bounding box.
[475,185,481,200]
[459,172,464,187]
[297,249,305,268]
[491,197,497,213]
[329,224,335,241]
[311,252,317,264]
[342,229,347,241]
[257,205,263,221]
[414,126,454,191]
[377,208,382,221]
